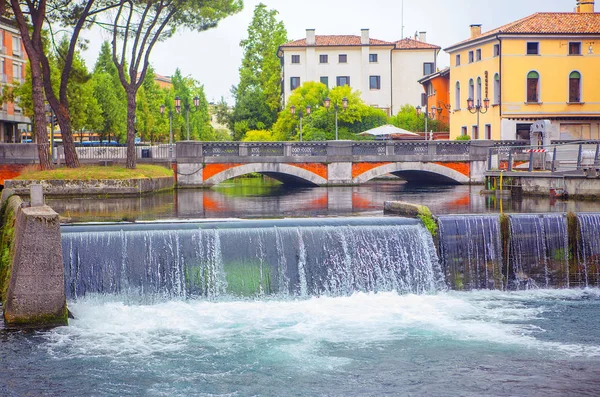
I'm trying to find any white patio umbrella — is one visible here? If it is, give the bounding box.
[359,124,420,140]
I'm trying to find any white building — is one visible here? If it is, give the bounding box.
[278,29,441,115]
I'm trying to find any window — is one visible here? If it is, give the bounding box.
[423,62,434,75]
[476,49,482,61]
[12,35,22,57]
[527,71,539,102]
[319,54,328,64]
[494,44,500,57]
[472,125,479,140]
[494,73,500,104]
[461,126,468,136]
[527,42,539,55]
[320,76,329,88]
[456,54,461,66]
[12,62,22,83]
[468,78,474,100]
[426,83,434,96]
[569,71,581,103]
[0,58,5,83]
[369,75,381,90]
[455,82,461,110]
[477,77,482,103]
[290,77,300,91]
[291,55,300,64]
[369,54,378,63]
[569,42,581,55]
[339,54,347,63]
[336,76,350,86]
[485,125,492,140]
[468,51,474,63]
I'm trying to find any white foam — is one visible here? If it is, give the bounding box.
[44,289,600,363]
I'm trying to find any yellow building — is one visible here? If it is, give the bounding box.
[445,0,600,141]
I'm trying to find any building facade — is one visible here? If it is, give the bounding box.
[418,68,450,125]
[278,29,440,116]
[0,17,29,143]
[445,1,600,141]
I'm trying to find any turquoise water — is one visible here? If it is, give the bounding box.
[2,289,600,396]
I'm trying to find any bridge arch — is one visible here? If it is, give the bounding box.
[204,163,328,186]
[352,162,470,185]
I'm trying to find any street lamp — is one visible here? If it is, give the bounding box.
[416,105,430,140]
[466,97,490,139]
[290,104,311,142]
[183,96,200,140]
[325,97,348,140]
[160,103,174,159]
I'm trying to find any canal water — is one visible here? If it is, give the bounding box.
[2,179,600,396]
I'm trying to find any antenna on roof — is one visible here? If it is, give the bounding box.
[401,0,405,39]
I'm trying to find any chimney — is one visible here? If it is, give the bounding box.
[470,24,482,39]
[418,31,427,43]
[361,29,369,45]
[577,1,595,12]
[306,29,316,46]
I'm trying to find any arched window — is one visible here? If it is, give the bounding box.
[455,82,461,109]
[468,78,474,101]
[527,71,539,103]
[476,77,482,104]
[569,71,581,103]
[494,73,500,104]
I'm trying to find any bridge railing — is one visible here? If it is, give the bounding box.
[177,140,484,160]
[486,141,600,173]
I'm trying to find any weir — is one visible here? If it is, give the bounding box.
[437,215,504,290]
[508,214,569,289]
[577,213,600,287]
[61,218,445,299]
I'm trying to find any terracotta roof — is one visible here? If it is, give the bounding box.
[418,67,450,84]
[393,38,441,50]
[281,35,394,47]
[446,12,600,50]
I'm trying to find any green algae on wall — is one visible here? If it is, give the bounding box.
[0,194,22,303]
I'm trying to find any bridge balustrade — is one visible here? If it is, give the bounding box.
[435,142,470,155]
[247,143,284,157]
[203,143,239,157]
[394,142,428,156]
[352,142,386,156]
[290,143,328,157]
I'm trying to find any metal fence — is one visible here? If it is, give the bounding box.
[487,141,600,173]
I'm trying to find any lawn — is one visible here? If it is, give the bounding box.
[15,164,174,181]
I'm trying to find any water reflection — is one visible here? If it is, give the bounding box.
[47,179,600,223]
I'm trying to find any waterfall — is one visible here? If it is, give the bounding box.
[508,214,569,289]
[61,218,445,300]
[437,215,504,290]
[577,213,600,287]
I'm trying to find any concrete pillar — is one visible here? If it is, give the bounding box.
[4,205,67,328]
[327,162,353,185]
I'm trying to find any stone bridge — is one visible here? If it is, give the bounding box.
[176,141,496,187]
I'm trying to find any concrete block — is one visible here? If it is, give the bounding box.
[4,205,67,328]
[176,163,204,187]
[383,201,421,217]
[30,184,44,207]
[327,162,353,185]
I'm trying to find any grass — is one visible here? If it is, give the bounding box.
[15,164,173,181]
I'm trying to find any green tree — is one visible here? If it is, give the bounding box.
[242,129,276,141]
[272,82,387,141]
[389,104,449,133]
[109,0,242,168]
[231,3,287,138]
[169,69,214,141]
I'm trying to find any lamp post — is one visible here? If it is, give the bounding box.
[416,105,429,140]
[325,96,348,140]
[45,104,55,158]
[466,97,490,139]
[160,103,174,159]
[184,96,201,140]
[290,104,311,142]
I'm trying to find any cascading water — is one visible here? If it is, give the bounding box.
[577,213,600,287]
[508,214,569,289]
[437,215,504,290]
[61,218,445,300]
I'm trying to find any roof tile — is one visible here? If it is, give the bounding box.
[447,12,600,50]
[281,35,394,47]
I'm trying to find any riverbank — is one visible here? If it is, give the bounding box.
[4,165,175,197]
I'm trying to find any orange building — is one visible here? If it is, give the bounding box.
[0,17,30,143]
[418,68,451,125]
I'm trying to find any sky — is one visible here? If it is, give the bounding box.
[80,0,576,104]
